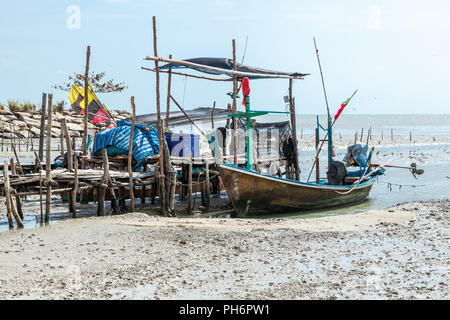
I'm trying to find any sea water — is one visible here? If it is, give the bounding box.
[1,115,449,229]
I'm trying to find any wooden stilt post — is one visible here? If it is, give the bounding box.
[62,118,75,213]
[9,158,23,220]
[9,158,16,176]
[81,45,91,170]
[391,128,393,140]
[152,16,167,216]
[360,128,364,142]
[10,188,24,227]
[38,93,47,162]
[3,161,14,229]
[33,152,43,222]
[289,81,300,180]
[205,162,210,212]
[232,39,238,166]
[60,121,65,159]
[98,148,109,216]
[72,156,78,218]
[187,152,193,214]
[11,144,24,175]
[169,170,176,214]
[165,54,173,130]
[128,97,136,212]
[141,184,146,205]
[80,46,91,205]
[45,94,53,223]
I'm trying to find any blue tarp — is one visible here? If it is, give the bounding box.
[92,120,159,171]
[343,144,369,167]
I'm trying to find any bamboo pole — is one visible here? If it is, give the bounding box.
[128,97,136,212]
[165,54,173,130]
[38,93,47,162]
[170,95,206,137]
[152,16,167,216]
[232,39,238,165]
[45,93,53,223]
[81,45,91,170]
[3,161,14,229]
[141,67,232,82]
[211,101,216,130]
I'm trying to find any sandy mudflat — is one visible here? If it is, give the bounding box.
[0,199,448,299]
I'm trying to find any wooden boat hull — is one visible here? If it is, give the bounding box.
[218,164,376,216]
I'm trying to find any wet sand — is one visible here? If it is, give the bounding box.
[0,199,448,299]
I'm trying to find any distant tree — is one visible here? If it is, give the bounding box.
[52,71,127,93]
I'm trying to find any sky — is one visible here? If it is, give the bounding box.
[1,0,450,116]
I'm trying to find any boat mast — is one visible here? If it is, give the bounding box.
[313,37,333,169]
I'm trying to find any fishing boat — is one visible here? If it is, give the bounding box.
[217,76,382,215]
[218,164,377,215]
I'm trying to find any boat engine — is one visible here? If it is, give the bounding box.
[327,160,347,185]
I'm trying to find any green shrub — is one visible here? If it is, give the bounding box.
[54,100,66,114]
[7,100,22,112]
[22,101,37,112]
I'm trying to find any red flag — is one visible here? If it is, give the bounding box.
[334,91,357,121]
[242,77,250,106]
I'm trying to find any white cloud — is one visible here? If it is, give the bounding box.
[367,5,382,30]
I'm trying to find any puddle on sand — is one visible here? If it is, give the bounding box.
[0,214,57,232]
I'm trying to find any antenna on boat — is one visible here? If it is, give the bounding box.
[241,35,249,64]
[313,37,330,119]
[313,37,333,169]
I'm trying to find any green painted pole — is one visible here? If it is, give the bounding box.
[245,95,252,170]
[327,116,333,169]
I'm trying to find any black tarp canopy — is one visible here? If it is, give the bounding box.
[159,57,309,80]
